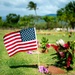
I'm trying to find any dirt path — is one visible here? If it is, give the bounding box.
[48,66,66,75]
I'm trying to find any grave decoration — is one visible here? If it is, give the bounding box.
[40,37,50,53]
[51,39,75,71]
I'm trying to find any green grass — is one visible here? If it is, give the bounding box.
[0,29,75,75]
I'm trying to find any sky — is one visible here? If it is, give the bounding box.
[0,0,74,16]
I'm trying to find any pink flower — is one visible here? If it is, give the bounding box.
[38,66,48,74]
[59,52,65,58]
[27,51,33,54]
[46,43,51,48]
[63,43,70,49]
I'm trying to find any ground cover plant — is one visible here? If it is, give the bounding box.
[0,29,75,75]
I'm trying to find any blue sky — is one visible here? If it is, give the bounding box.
[0,0,74,16]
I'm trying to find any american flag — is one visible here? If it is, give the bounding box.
[3,28,38,57]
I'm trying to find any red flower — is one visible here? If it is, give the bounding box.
[63,43,70,49]
[51,44,59,52]
[46,43,51,48]
[66,55,72,68]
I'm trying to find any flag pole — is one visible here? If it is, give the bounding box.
[34,27,40,68]
[37,48,40,68]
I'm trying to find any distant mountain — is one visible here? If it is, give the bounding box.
[46,14,57,16]
[1,14,57,21]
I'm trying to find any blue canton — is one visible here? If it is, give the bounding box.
[20,28,36,42]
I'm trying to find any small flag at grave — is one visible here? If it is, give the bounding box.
[3,27,37,57]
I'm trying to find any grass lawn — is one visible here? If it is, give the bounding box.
[0,29,75,75]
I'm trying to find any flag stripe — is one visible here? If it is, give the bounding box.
[7,44,37,52]
[8,46,37,54]
[4,31,20,40]
[4,34,20,41]
[5,40,36,48]
[4,35,21,42]
[8,48,37,57]
[7,42,37,51]
[4,37,21,44]
[4,40,22,46]
[7,42,37,50]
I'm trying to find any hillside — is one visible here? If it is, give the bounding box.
[46,14,56,16]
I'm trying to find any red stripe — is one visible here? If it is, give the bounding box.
[7,44,37,51]
[4,37,21,44]
[9,48,37,57]
[5,40,22,47]
[8,47,37,54]
[5,41,36,48]
[4,34,20,41]
[23,41,37,45]
[3,31,19,38]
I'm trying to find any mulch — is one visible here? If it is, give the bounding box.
[47,66,66,75]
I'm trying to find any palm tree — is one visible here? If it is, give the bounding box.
[27,1,38,27]
[27,1,37,16]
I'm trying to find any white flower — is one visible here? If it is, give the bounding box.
[56,39,65,46]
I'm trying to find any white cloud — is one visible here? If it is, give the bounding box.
[0,0,74,16]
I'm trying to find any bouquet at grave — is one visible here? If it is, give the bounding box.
[40,37,50,53]
[51,39,75,70]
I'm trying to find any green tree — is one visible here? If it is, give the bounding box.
[43,16,55,29]
[43,16,50,29]
[57,1,75,29]
[5,13,20,28]
[19,15,35,28]
[6,13,20,24]
[0,16,3,28]
[65,1,75,29]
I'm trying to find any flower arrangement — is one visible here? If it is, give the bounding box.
[51,39,75,70]
[40,37,50,53]
[40,37,75,71]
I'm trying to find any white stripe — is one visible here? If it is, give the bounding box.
[6,40,37,49]
[7,43,37,50]
[4,36,21,43]
[8,46,37,56]
[4,32,20,40]
[5,39,36,47]
[5,39,21,46]
[8,46,37,53]
[22,39,37,43]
